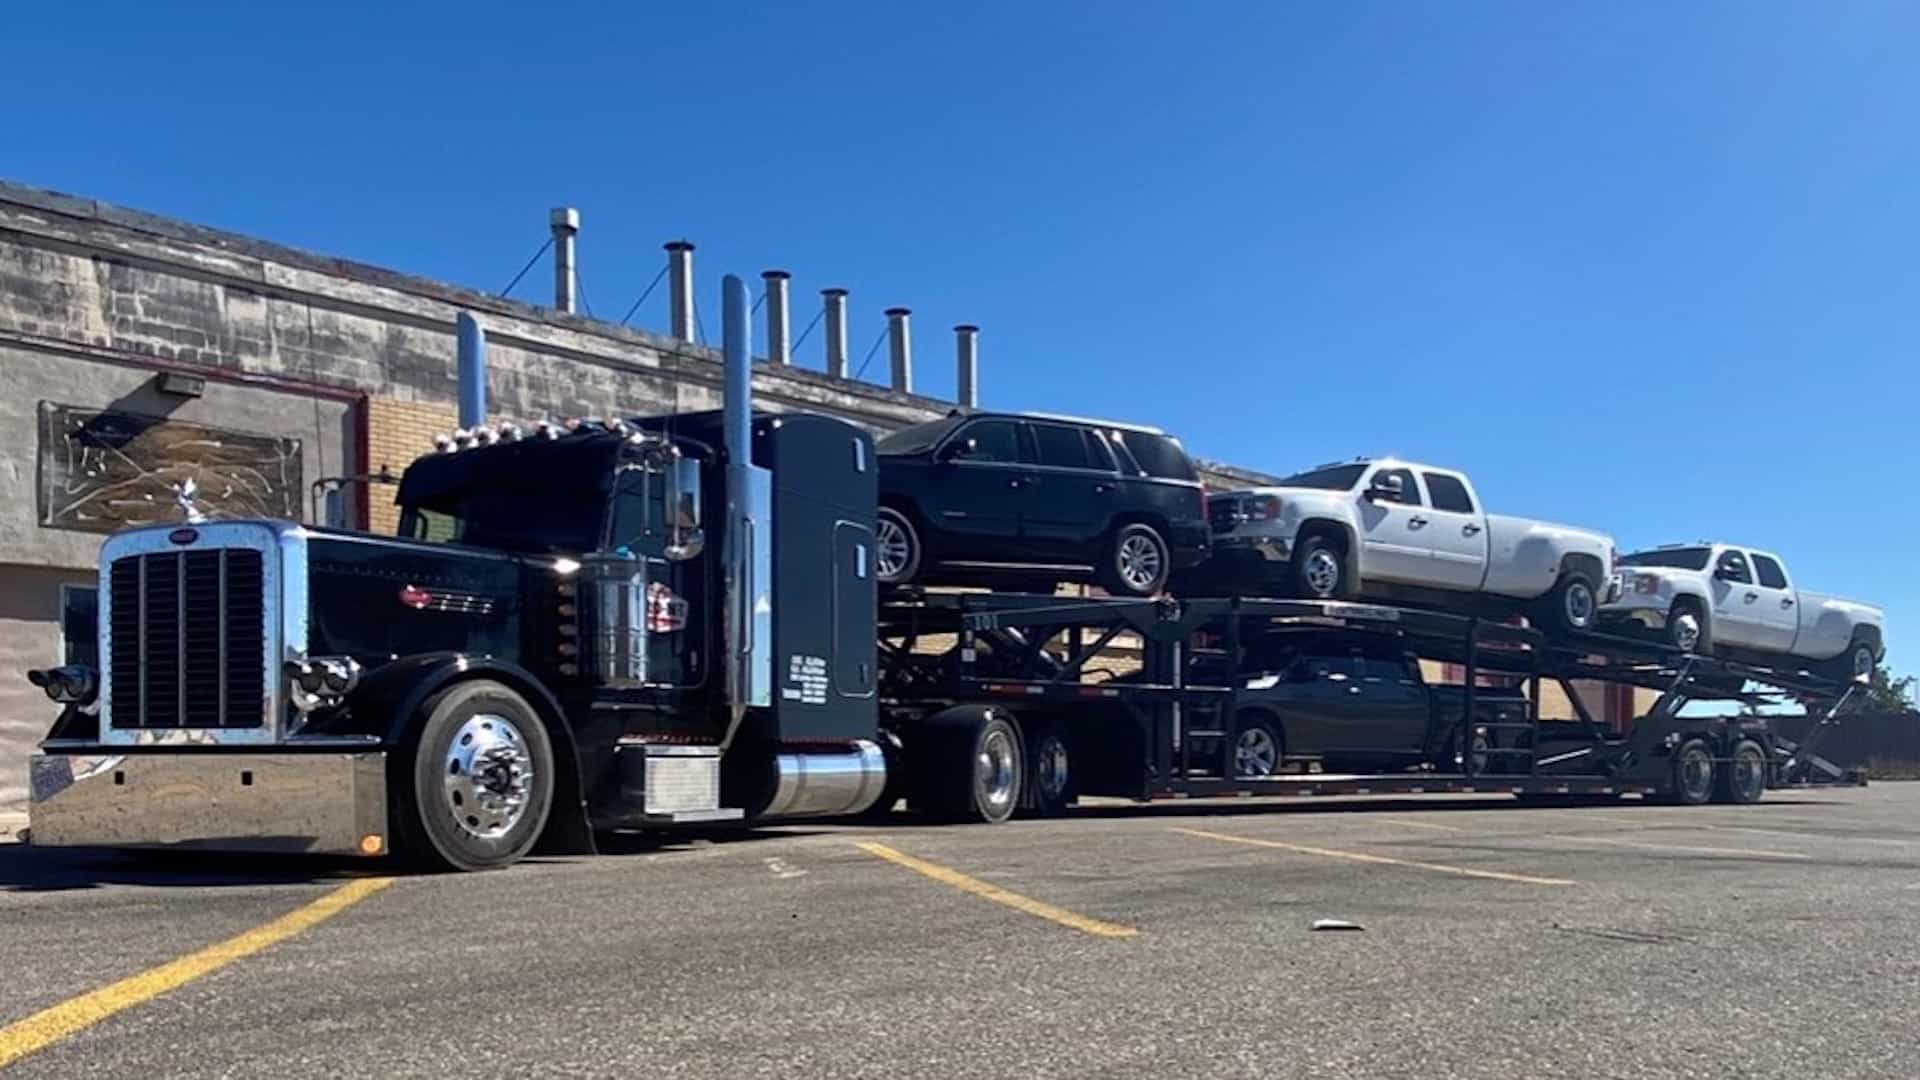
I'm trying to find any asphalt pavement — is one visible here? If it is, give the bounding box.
[4,786,1920,1078]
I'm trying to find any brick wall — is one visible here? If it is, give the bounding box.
[364,398,456,534]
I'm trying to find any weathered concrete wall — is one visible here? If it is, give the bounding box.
[0,565,93,809]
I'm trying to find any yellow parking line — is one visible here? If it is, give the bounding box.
[1544,833,1806,860]
[0,876,396,1069]
[1373,817,1469,833]
[853,841,1137,938]
[1171,827,1573,886]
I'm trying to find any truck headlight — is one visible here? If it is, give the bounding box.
[1245,495,1283,521]
[285,656,362,712]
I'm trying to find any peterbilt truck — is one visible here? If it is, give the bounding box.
[25,276,914,870]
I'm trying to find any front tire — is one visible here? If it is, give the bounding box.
[1291,534,1349,600]
[398,680,555,871]
[1103,523,1171,598]
[1666,599,1712,655]
[875,507,923,587]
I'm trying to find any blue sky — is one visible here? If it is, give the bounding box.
[6,2,1914,671]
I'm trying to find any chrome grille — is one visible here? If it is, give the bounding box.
[108,549,265,729]
[1208,496,1243,533]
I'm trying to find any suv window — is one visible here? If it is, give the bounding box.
[1422,472,1475,514]
[1359,656,1414,682]
[1715,550,1754,585]
[1372,467,1422,506]
[1111,431,1197,481]
[1032,422,1096,470]
[954,420,1022,463]
[1085,430,1118,471]
[1752,554,1788,589]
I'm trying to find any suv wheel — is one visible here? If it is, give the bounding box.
[875,507,922,586]
[1103,523,1170,597]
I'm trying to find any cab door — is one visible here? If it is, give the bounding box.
[1355,465,1430,584]
[1418,471,1490,590]
[1708,548,1763,648]
[1745,552,1799,652]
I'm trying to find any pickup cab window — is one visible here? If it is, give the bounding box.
[1279,463,1367,490]
[1422,473,1475,514]
[1715,550,1754,584]
[1371,467,1423,506]
[1752,554,1789,589]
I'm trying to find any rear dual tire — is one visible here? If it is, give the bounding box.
[1669,736,1766,807]
[909,710,1024,824]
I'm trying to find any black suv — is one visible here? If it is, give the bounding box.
[875,410,1210,596]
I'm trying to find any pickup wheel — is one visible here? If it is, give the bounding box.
[1821,637,1878,685]
[1539,571,1599,638]
[1292,534,1350,600]
[1102,523,1171,598]
[397,680,555,872]
[875,507,923,586]
[1666,738,1716,806]
[1666,598,1713,656]
[1712,738,1768,805]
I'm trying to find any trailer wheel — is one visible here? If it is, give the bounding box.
[1713,738,1767,805]
[1027,726,1073,817]
[397,680,555,871]
[1667,738,1716,807]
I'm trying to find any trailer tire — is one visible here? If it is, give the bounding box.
[1667,737,1716,807]
[396,680,555,871]
[1713,738,1768,805]
[1027,725,1073,817]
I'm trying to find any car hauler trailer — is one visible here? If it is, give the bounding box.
[874,594,1868,819]
[21,273,1867,871]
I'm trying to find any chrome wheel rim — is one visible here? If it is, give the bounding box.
[1732,744,1766,802]
[443,714,534,841]
[1117,533,1164,592]
[1670,611,1702,652]
[1677,745,1713,801]
[1302,550,1340,597]
[1035,735,1070,802]
[1236,726,1279,778]
[875,514,913,581]
[1851,645,1875,681]
[1563,581,1595,628]
[977,727,1017,814]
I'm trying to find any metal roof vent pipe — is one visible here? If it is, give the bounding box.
[762,270,791,365]
[549,207,579,313]
[885,307,912,393]
[954,324,979,408]
[822,288,849,378]
[665,240,696,343]
[456,312,487,428]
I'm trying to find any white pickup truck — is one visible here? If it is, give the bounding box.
[1601,543,1885,682]
[1201,458,1616,636]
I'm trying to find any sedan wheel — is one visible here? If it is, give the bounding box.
[1234,720,1282,779]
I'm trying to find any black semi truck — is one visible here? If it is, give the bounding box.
[23,274,1866,870]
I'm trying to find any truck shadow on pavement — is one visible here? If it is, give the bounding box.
[0,842,388,893]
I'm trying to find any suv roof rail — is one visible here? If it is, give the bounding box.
[1005,410,1167,436]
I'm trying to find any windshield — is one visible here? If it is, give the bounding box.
[1619,547,1712,570]
[399,488,605,553]
[876,417,963,455]
[1277,463,1368,490]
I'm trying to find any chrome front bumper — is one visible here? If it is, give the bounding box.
[28,750,390,857]
[1213,534,1292,562]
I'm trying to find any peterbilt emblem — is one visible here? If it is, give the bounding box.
[168,528,199,545]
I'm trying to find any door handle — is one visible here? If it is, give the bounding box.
[1347,686,1362,695]
[1744,591,1758,602]
[1010,476,1032,488]
[1462,523,1482,535]
[1409,516,1428,528]
[1093,483,1112,494]
[1782,598,1795,608]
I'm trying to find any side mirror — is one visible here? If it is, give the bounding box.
[1715,560,1745,581]
[1364,474,1404,502]
[939,437,977,462]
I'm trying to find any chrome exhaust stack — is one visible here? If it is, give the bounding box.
[720,274,772,746]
